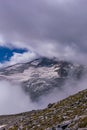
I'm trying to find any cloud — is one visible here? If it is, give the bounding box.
[0,51,37,68]
[0,74,87,115]
[0,80,38,115]
[9,51,37,64]
[0,0,87,63]
[39,76,87,108]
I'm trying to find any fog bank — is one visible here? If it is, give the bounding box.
[0,75,87,115]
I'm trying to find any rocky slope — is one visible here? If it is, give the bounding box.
[0,57,86,101]
[0,89,87,130]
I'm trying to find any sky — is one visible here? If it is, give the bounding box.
[0,46,27,63]
[0,0,87,65]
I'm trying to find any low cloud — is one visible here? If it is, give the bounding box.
[39,76,87,108]
[9,51,37,65]
[0,75,87,115]
[0,51,37,68]
[0,80,38,115]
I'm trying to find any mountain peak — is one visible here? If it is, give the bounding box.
[0,57,86,101]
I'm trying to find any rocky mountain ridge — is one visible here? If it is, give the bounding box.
[0,57,86,101]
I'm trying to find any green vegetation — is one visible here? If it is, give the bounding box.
[78,117,87,128]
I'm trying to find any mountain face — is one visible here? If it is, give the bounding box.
[0,57,86,100]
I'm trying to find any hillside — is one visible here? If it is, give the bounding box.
[0,89,87,130]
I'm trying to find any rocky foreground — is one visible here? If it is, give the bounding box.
[0,89,87,130]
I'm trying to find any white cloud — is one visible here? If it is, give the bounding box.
[10,51,37,64]
[0,51,37,68]
[0,80,38,115]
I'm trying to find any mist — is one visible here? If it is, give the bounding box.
[0,74,87,115]
[40,77,87,107]
[0,80,38,115]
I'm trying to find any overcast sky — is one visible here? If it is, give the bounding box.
[0,0,87,64]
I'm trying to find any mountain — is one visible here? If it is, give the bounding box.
[0,89,87,130]
[0,57,86,101]
[0,57,87,130]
